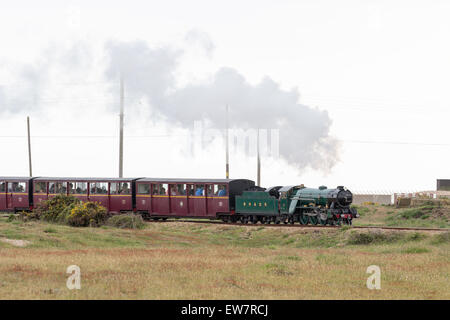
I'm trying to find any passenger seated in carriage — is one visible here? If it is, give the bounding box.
[195,187,204,196]
[218,185,227,196]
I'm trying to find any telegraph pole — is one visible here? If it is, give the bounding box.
[257,128,261,186]
[119,76,124,178]
[225,105,229,179]
[27,116,32,177]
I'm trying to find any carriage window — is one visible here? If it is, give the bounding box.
[72,182,87,194]
[119,183,130,195]
[90,182,108,194]
[49,182,56,194]
[195,184,205,196]
[138,184,150,194]
[90,183,96,194]
[178,184,186,195]
[151,184,160,195]
[206,185,214,196]
[68,182,76,194]
[55,182,66,194]
[0,182,5,192]
[187,184,194,196]
[215,184,228,196]
[170,184,186,196]
[99,183,108,194]
[11,182,26,192]
[110,183,118,195]
[35,182,47,193]
[160,184,168,195]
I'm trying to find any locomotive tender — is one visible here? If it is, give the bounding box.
[0,176,358,225]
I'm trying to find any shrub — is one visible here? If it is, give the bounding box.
[407,232,426,241]
[347,231,402,245]
[34,195,81,222]
[107,214,145,229]
[351,205,369,217]
[67,202,109,227]
[402,247,430,254]
[398,206,433,219]
[19,210,41,221]
[431,232,450,244]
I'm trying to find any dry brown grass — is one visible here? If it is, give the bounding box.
[0,218,448,299]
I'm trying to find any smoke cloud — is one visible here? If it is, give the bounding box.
[0,37,339,172]
[0,42,95,114]
[105,40,339,172]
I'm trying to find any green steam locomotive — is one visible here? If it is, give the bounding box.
[220,184,358,225]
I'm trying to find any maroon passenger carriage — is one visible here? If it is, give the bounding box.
[1,176,255,219]
[0,177,33,212]
[135,178,255,219]
[32,177,139,213]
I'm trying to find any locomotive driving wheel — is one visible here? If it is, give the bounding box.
[299,215,309,225]
[309,216,318,225]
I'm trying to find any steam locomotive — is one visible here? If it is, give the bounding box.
[226,184,358,225]
[0,176,358,226]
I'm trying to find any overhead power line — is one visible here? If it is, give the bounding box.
[0,135,449,146]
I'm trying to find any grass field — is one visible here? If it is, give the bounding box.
[0,205,449,300]
[353,202,449,228]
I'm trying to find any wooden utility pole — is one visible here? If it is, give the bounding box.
[257,128,261,186]
[225,105,229,179]
[119,76,124,178]
[27,116,32,177]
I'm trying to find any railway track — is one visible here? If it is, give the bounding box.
[1,213,446,232]
[147,219,449,232]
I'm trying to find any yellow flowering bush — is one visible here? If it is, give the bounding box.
[67,201,109,227]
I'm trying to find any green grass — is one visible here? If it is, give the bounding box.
[353,203,449,228]
[0,218,449,299]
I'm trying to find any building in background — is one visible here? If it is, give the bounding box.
[437,179,450,191]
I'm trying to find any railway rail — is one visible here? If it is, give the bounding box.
[1,213,447,232]
[146,218,449,232]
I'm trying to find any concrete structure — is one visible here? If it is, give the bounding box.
[353,194,392,205]
[437,179,450,191]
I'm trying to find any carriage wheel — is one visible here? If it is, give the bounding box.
[319,218,327,226]
[252,216,258,224]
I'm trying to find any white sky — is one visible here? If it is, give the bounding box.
[0,0,449,193]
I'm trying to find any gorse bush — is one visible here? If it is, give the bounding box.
[106,214,145,229]
[67,202,109,227]
[19,210,42,221]
[19,195,110,227]
[34,195,81,222]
